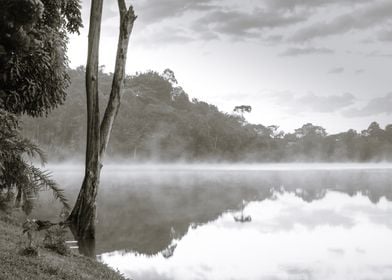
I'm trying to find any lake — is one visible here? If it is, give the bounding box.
[33,164,392,280]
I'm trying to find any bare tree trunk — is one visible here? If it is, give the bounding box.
[67,0,103,257]
[214,136,218,150]
[100,1,137,160]
[67,0,136,257]
[133,146,137,160]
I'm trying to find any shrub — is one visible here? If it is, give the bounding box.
[43,226,69,256]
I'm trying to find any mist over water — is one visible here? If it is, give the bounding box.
[48,162,392,171]
[33,163,392,279]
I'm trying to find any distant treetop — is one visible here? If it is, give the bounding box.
[234,105,252,113]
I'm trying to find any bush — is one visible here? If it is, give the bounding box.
[43,226,69,256]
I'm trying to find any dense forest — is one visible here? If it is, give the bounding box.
[22,68,392,162]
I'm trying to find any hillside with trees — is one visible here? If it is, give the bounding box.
[22,68,392,162]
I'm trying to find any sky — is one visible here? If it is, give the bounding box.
[68,0,392,134]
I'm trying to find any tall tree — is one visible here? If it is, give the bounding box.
[0,0,82,116]
[0,0,82,212]
[67,0,136,256]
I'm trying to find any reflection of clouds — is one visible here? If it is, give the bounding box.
[276,207,355,230]
[343,201,392,230]
[356,248,366,254]
[282,266,313,279]
[130,269,173,280]
[328,248,345,255]
[369,265,392,272]
[101,190,392,280]
[222,206,355,232]
[221,192,356,232]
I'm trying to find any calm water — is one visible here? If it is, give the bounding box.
[34,164,392,280]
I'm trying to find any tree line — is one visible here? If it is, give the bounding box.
[22,68,392,162]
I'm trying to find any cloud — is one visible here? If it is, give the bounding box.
[366,51,392,58]
[328,67,344,74]
[290,1,392,42]
[343,92,392,117]
[191,8,307,40]
[279,46,334,56]
[265,0,371,11]
[378,29,392,42]
[298,93,355,112]
[154,31,195,44]
[83,0,217,24]
[134,0,216,24]
[270,92,356,113]
[82,0,391,46]
[90,0,308,44]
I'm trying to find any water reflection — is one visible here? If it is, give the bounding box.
[95,168,392,255]
[32,165,392,279]
[101,191,392,280]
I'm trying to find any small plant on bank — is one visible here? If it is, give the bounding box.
[22,219,39,247]
[19,245,40,257]
[20,218,70,256]
[43,225,69,256]
[20,219,40,256]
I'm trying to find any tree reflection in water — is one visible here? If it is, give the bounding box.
[32,166,392,271]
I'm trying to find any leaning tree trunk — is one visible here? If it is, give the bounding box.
[67,0,136,257]
[99,1,137,159]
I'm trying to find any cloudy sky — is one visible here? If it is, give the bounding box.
[68,0,392,133]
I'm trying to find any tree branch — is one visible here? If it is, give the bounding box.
[99,3,136,159]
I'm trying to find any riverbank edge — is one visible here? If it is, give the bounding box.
[0,212,127,280]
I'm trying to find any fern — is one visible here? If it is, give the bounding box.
[27,165,70,211]
[0,109,69,214]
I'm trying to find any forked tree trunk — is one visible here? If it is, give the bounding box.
[67,0,136,257]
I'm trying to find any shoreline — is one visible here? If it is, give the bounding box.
[0,213,127,280]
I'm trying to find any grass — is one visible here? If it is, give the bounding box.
[0,213,128,280]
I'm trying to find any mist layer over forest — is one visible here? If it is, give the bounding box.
[22,68,392,162]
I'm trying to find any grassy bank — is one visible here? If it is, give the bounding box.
[0,213,127,280]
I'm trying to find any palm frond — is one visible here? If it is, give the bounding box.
[19,138,47,165]
[0,110,64,214]
[26,165,71,211]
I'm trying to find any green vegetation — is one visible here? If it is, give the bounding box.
[0,0,82,116]
[0,0,81,214]
[0,109,70,215]
[0,213,126,280]
[22,68,392,162]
